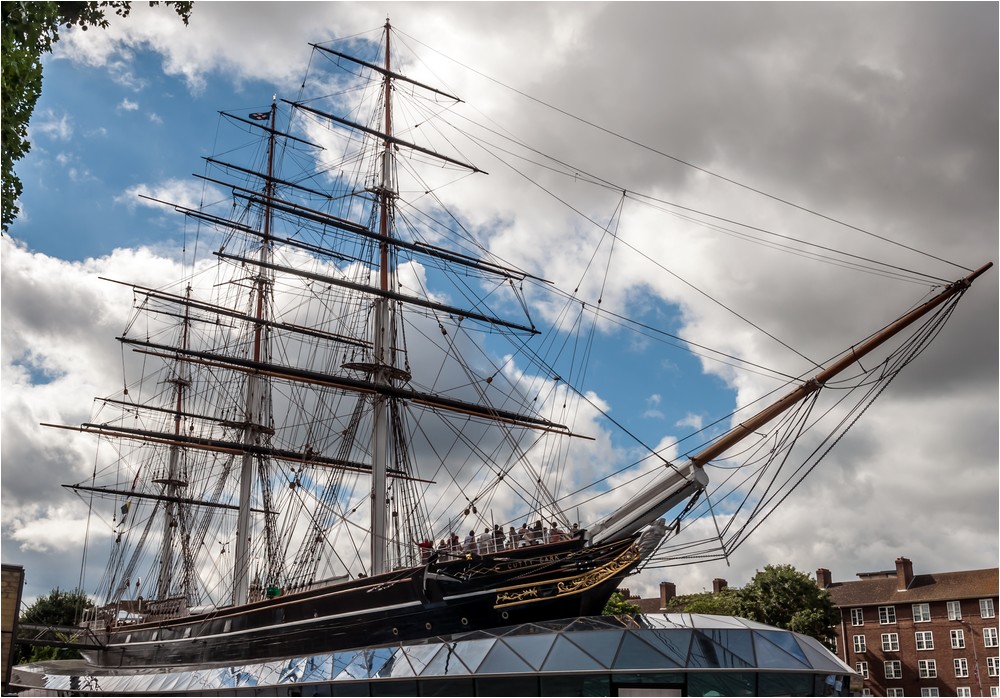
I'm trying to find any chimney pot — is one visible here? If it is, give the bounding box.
[712,578,728,594]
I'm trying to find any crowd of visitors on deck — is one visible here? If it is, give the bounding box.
[416,521,582,562]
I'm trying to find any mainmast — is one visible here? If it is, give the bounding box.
[370,17,396,577]
[233,99,278,605]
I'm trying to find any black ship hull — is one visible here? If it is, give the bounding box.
[81,538,640,668]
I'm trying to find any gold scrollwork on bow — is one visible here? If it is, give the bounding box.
[496,587,540,604]
[494,544,640,608]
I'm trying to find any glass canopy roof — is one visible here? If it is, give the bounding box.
[11,614,854,695]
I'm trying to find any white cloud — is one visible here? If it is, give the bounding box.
[5,2,996,607]
[30,109,73,141]
[118,97,140,111]
[114,177,223,212]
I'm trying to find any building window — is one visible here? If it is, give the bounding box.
[955,658,970,678]
[952,629,966,649]
[913,603,931,622]
[885,660,902,679]
[957,688,972,697]
[886,690,905,697]
[851,607,864,626]
[982,599,996,619]
[988,656,1000,677]
[920,689,940,697]
[880,605,897,624]
[856,661,869,679]
[861,691,872,697]
[918,659,937,678]
[915,630,935,650]
[948,600,963,620]
[882,632,900,652]
[986,628,999,648]
[854,635,867,653]
[990,687,999,697]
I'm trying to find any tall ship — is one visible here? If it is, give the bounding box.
[44,20,990,668]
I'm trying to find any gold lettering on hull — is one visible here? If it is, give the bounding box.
[493,544,640,609]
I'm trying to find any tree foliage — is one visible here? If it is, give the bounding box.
[602,591,640,615]
[1,1,192,231]
[15,587,96,663]
[737,564,839,648]
[668,565,838,649]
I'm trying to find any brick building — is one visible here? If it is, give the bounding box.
[820,556,999,697]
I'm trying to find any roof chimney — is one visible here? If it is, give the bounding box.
[895,557,914,591]
[660,581,676,609]
[816,568,832,589]
[712,578,728,594]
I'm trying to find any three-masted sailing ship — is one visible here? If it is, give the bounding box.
[47,20,990,668]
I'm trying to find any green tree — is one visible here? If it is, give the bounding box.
[15,587,96,663]
[736,564,839,649]
[1,1,192,231]
[671,589,742,616]
[602,591,640,615]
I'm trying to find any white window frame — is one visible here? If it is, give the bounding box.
[853,634,867,653]
[982,598,996,619]
[913,602,931,623]
[952,628,966,649]
[861,690,872,697]
[915,630,934,650]
[948,600,963,620]
[920,688,940,697]
[885,660,902,679]
[955,657,970,678]
[879,605,897,624]
[985,627,999,648]
[988,656,1000,677]
[886,689,905,697]
[990,686,999,697]
[856,660,869,679]
[918,658,937,678]
[881,632,900,652]
[851,607,864,626]
[957,689,972,698]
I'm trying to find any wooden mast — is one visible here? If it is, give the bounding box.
[233,98,278,606]
[370,17,395,577]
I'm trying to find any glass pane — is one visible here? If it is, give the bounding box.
[421,645,474,676]
[688,671,755,696]
[476,641,533,674]
[450,638,495,673]
[565,629,624,668]
[398,645,442,676]
[503,633,557,670]
[542,636,606,672]
[417,678,475,696]
[331,682,370,697]
[540,674,611,697]
[688,631,754,669]
[758,672,813,696]
[475,676,539,696]
[613,632,684,670]
[638,629,692,667]
[753,631,810,669]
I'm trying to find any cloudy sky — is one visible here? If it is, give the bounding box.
[2,2,997,607]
